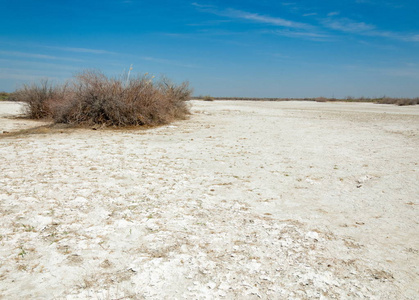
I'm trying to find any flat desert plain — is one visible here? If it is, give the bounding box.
[0,100,418,299]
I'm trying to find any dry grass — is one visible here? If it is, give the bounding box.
[12,70,192,127]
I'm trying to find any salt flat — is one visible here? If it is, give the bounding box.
[0,100,418,299]
[0,101,50,133]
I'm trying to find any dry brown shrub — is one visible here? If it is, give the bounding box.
[202,95,214,101]
[14,70,192,127]
[314,97,328,102]
[375,97,419,106]
[11,80,68,119]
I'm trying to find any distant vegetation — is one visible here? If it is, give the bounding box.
[202,95,215,101]
[0,92,10,101]
[197,96,419,106]
[11,70,193,127]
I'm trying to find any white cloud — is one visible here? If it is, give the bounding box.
[191,3,341,42]
[191,2,215,9]
[323,18,375,33]
[45,46,116,55]
[0,72,51,81]
[227,9,310,29]
[384,68,419,79]
[403,34,419,42]
[192,3,311,29]
[140,56,198,68]
[303,13,317,17]
[270,30,332,41]
[327,11,340,17]
[323,17,419,42]
[0,67,68,82]
[0,51,84,62]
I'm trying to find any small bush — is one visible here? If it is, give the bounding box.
[13,70,193,127]
[314,97,328,102]
[0,91,10,101]
[11,80,68,119]
[202,95,214,101]
[375,97,419,106]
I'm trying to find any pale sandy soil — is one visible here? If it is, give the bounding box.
[0,102,50,133]
[0,100,418,299]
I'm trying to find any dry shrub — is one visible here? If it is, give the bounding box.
[202,95,214,101]
[14,70,192,127]
[158,77,191,119]
[397,98,419,106]
[0,91,10,101]
[375,97,419,106]
[314,97,328,102]
[11,80,68,119]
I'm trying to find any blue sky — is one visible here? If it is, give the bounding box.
[1,0,418,97]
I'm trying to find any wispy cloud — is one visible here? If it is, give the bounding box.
[323,17,419,42]
[0,71,50,81]
[0,41,116,55]
[368,31,419,42]
[192,3,311,29]
[0,50,84,62]
[44,46,116,55]
[327,11,340,17]
[3,41,198,69]
[187,19,232,27]
[303,13,317,17]
[405,34,419,42]
[191,2,215,9]
[270,52,291,59]
[0,67,70,82]
[343,63,419,80]
[191,3,342,42]
[140,56,198,68]
[323,18,375,33]
[269,30,333,41]
[229,9,310,29]
[383,68,419,79]
[0,58,81,72]
[355,0,405,9]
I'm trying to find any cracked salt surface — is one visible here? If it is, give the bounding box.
[0,100,418,299]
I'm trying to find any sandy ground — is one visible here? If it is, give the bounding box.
[0,102,50,133]
[0,100,418,299]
